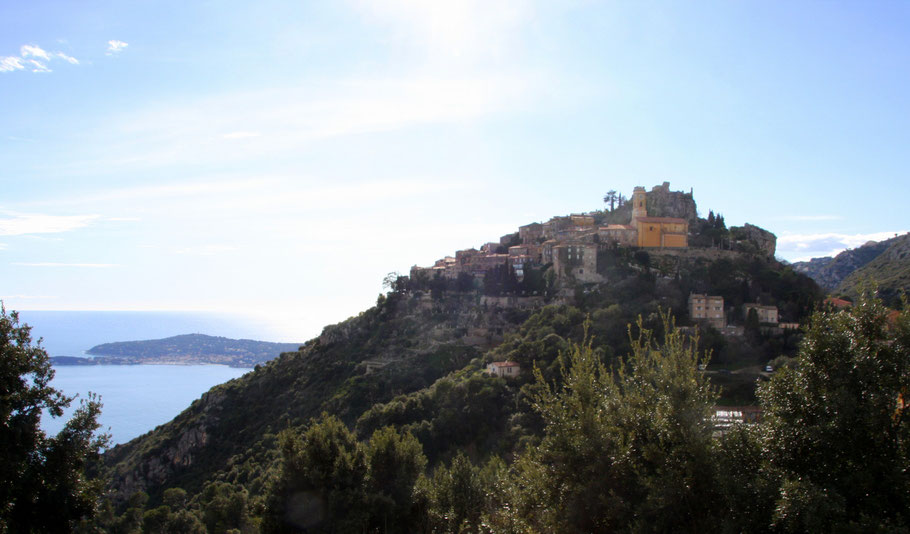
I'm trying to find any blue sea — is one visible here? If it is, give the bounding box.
[18,311,281,445]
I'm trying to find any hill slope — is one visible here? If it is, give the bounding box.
[836,233,910,305]
[100,244,823,514]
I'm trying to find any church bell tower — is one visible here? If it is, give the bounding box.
[631,186,647,225]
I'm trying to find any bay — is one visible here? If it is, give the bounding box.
[20,310,280,446]
[44,364,250,445]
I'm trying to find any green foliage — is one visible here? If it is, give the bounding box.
[0,306,110,533]
[511,316,720,532]
[262,414,427,534]
[421,452,486,532]
[754,292,910,531]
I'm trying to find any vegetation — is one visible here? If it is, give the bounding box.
[84,285,909,532]
[0,306,110,533]
[72,334,302,367]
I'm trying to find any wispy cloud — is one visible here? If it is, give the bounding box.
[222,131,262,140]
[0,56,25,72]
[777,230,908,262]
[69,74,533,172]
[0,212,99,236]
[1,43,80,74]
[354,0,531,64]
[107,40,128,55]
[56,52,79,65]
[774,214,843,222]
[28,60,51,73]
[13,262,118,268]
[20,44,50,61]
[172,245,238,256]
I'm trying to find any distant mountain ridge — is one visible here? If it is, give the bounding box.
[52,333,301,368]
[836,233,910,304]
[791,234,903,290]
[791,233,909,304]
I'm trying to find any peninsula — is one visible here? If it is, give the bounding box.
[50,333,301,368]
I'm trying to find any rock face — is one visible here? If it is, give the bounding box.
[107,391,222,503]
[792,237,896,290]
[646,182,698,222]
[742,224,777,258]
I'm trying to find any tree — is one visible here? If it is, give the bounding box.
[0,306,109,533]
[263,414,427,534]
[262,414,367,533]
[423,452,485,532]
[604,190,618,212]
[363,426,426,533]
[755,292,910,531]
[512,316,720,532]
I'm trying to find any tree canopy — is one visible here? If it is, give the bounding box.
[0,306,109,533]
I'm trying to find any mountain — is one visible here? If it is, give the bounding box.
[99,238,822,515]
[52,334,302,367]
[791,234,903,290]
[93,185,827,531]
[836,233,910,305]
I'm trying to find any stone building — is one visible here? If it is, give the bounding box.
[598,224,638,246]
[519,222,543,244]
[570,214,595,228]
[689,293,725,329]
[744,304,779,325]
[553,242,600,283]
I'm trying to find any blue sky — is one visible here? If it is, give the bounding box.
[2,1,908,340]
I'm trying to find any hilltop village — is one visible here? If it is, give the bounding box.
[409,182,783,332]
[412,183,694,285]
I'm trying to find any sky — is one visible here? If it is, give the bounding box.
[2,1,908,341]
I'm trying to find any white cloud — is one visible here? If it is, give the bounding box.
[29,60,51,73]
[0,56,25,72]
[777,230,908,262]
[56,52,79,65]
[13,262,118,268]
[20,44,50,60]
[107,40,128,54]
[1,44,79,73]
[0,213,99,236]
[0,243,6,249]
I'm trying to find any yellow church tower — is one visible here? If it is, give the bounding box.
[630,186,647,225]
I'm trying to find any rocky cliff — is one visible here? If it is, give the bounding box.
[646,181,698,222]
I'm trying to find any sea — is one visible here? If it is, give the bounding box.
[19,311,285,446]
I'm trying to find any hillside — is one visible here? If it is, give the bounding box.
[99,242,822,521]
[81,333,301,367]
[93,184,829,531]
[791,234,902,290]
[836,232,910,305]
